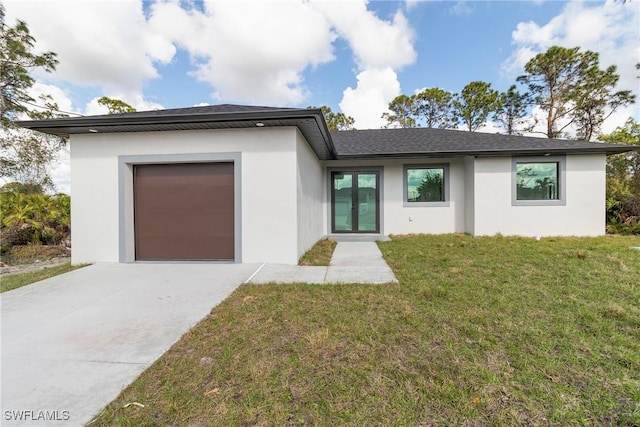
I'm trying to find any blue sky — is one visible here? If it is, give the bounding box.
[3,0,639,193]
[134,1,571,113]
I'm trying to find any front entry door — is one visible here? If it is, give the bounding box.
[331,171,380,233]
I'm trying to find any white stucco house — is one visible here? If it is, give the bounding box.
[19,104,638,265]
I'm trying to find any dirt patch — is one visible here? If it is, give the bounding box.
[1,245,71,275]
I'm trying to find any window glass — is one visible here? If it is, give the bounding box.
[406,167,445,202]
[515,162,559,200]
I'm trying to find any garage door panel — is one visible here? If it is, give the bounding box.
[136,209,234,236]
[135,235,235,260]
[134,163,235,261]
[135,189,234,212]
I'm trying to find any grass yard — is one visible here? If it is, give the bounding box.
[91,234,640,426]
[298,238,337,266]
[0,262,86,293]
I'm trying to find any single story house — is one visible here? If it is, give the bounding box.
[19,104,638,265]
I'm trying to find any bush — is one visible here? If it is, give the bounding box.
[0,190,71,252]
[606,195,640,235]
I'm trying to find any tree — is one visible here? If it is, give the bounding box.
[495,85,531,135]
[599,118,640,232]
[1,5,63,191]
[413,87,456,129]
[308,105,355,131]
[572,66,635,141]
[97,96,136,114]
[517,46,634,140]
[382,94,416,128]
[452,81,500,132]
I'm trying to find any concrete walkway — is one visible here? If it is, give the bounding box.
[248,241,398,284]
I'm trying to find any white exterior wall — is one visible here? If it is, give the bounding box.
[471,154,606,237]
[323,158,466,235]
[463,156,475,235]
[295,131,325,258]
[70,127,303,265]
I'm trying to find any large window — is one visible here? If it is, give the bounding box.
[512,156,565,206]
[404,165,449,206]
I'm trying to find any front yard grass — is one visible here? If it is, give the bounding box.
[298,238,337,266]
[0,262,86,293]
[92,234,640,426]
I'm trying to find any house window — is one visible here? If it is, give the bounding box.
[512,156,566,206]
[404,164,449,206]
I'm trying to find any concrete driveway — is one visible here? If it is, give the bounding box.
[1,262,259,427]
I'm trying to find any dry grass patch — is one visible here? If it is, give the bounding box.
[90,234,640,426]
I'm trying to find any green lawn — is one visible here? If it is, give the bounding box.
[298,238,337,266]
[91,234,640,426]
[0,262,86,293]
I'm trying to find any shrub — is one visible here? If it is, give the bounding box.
[0,190,71,251]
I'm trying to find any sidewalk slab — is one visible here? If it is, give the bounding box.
[248,242,398,285]
[329,241,391,267]
[325,266,397,284]
[248,264,328,284]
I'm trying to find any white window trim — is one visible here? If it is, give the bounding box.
[403,164,450,207]
[512,155,566,206]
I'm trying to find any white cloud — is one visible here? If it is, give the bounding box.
[50,147,71,195]
[84,95,163,116]
[27,82,78,117]
[503,0,640,136]
[340,68,401,129]
[5,0,417,126]
[312,0,416,128]
[505,1,639,92]
[310,1,416,70]
[451,1,473,16]
[147,0,336,105]
[4,0,173,101]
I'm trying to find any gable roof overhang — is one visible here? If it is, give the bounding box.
[16,105,338,160]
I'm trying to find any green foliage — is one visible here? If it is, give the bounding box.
[309,105,355,131]
[0,189,70,251]
[517,46,635,140]
[600,118,640,234]
[0,4,58,125]
[0,5,65,189]
[1,180,43,194]
[413,87,456,129]
[97,96,136,114]
[382,94,416,128]
[495,85,531,135]
[452,81,500,132]
[383,89,457,129]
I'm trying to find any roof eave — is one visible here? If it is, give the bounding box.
[335,146,638,159]
[16,107,339,160]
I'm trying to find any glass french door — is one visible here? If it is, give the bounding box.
[331,171,380,233]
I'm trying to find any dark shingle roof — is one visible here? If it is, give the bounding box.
[331,127,636,158]
[16,104,337,160]
[79,104,297,120]
[17,104,638,159]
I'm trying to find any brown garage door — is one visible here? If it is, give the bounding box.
[134,162,234,260]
